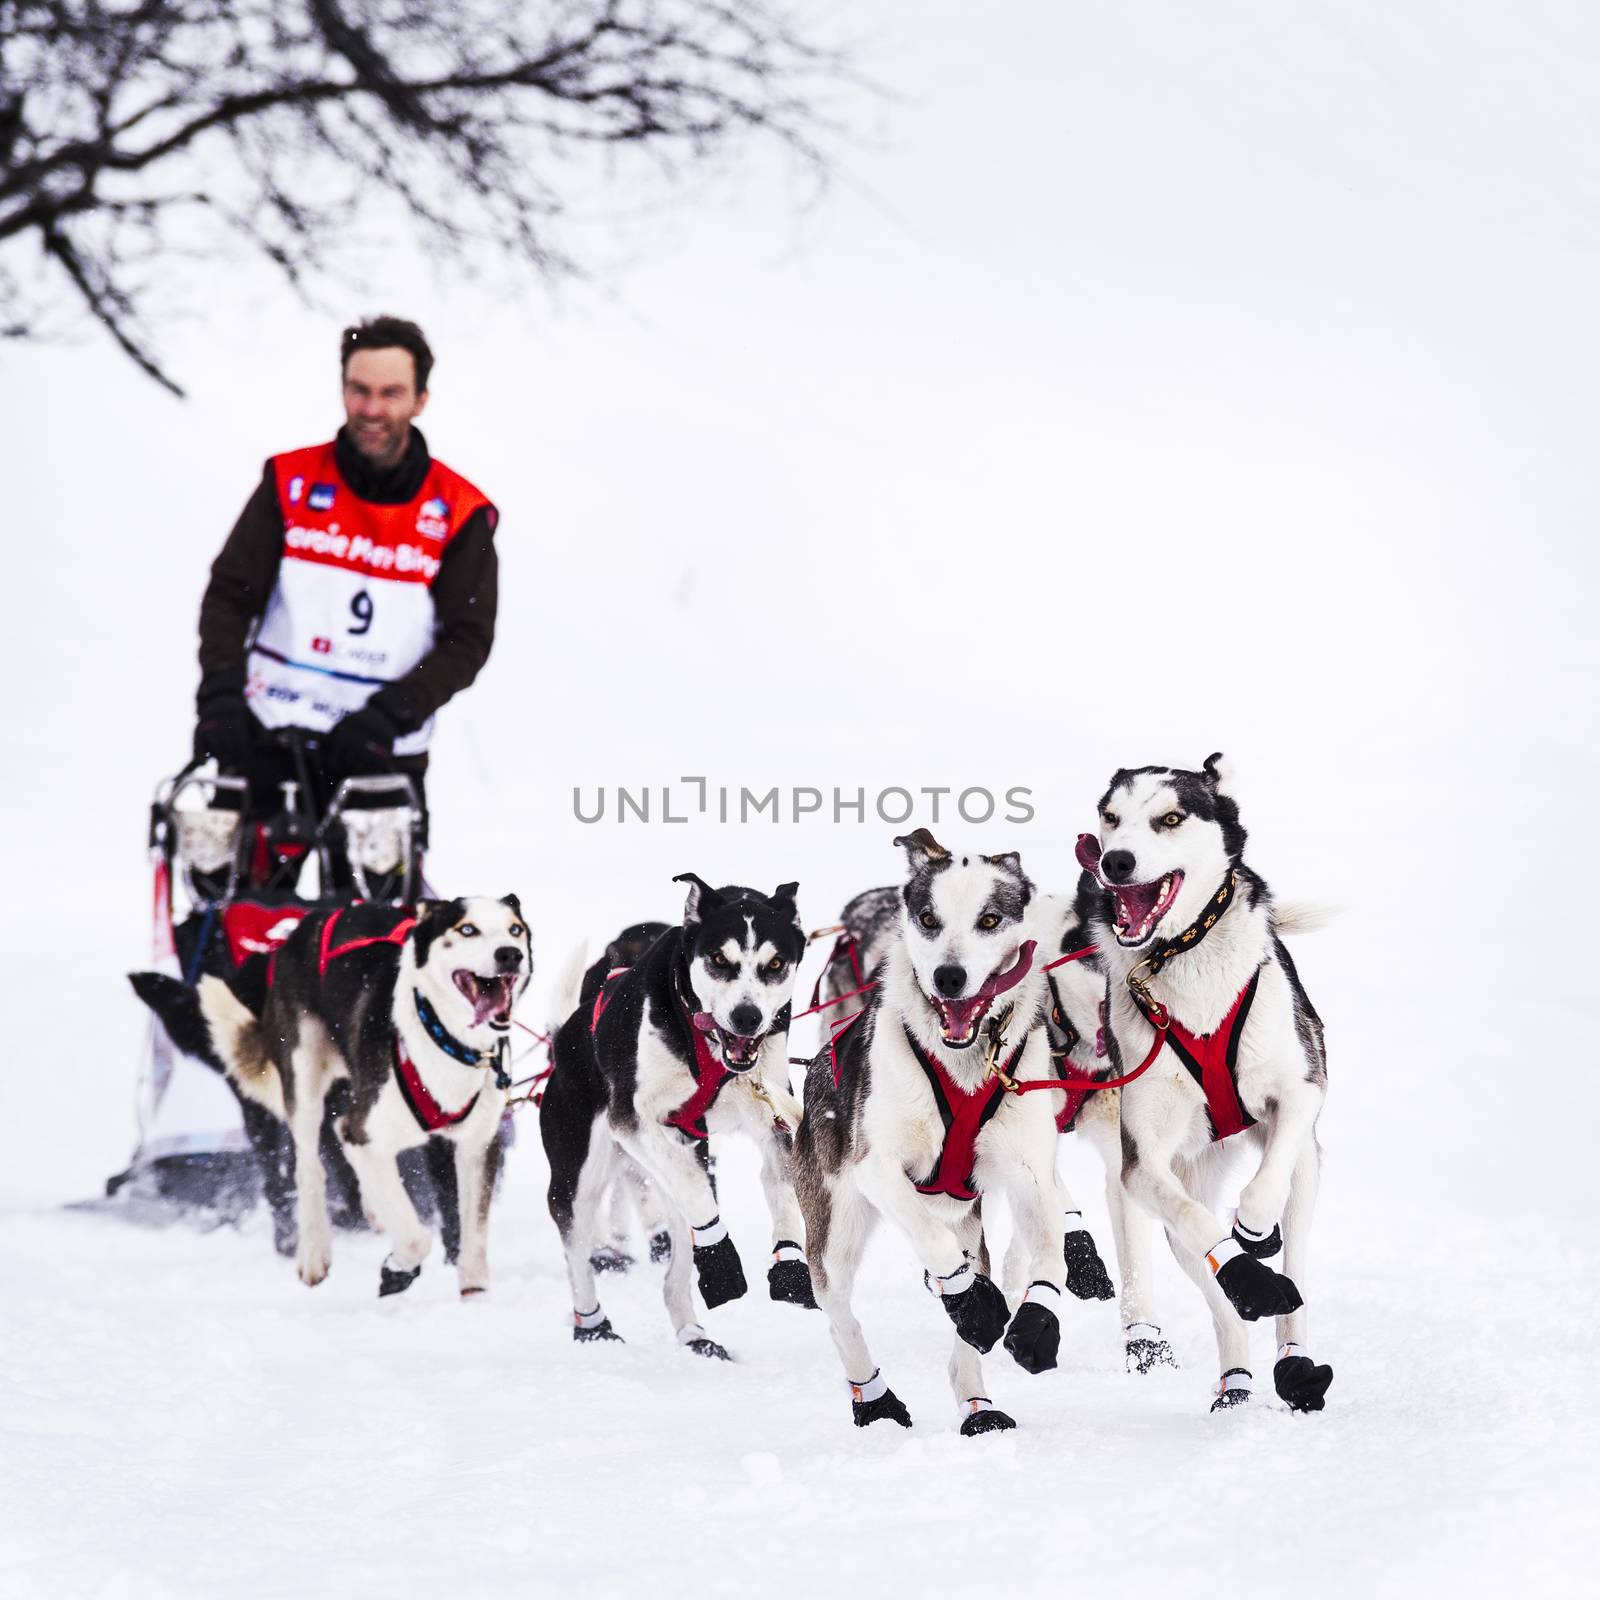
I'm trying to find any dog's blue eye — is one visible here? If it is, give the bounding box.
[459,923,479,937]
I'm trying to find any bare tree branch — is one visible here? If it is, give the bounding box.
[0,0,862,388]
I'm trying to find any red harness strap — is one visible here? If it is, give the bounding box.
[393,1039,480,1133]
[589,967,630,1034]
[902,1027,1020,1202]
[318,908,418,978]
[1153,969,1261,1142]
[809,932,865,1010]
[664,1021,730,1142]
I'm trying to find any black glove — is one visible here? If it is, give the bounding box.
[1003,1284,1062,1374]
[927,1263,1010,1353]
[323,699,403,778]
[193,674,254,769]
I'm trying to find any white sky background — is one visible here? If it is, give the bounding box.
[1,0,1596,1200]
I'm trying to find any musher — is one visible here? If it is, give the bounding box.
[191,315,499,871]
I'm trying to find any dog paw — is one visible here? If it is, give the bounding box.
[378,1257,421,1298]
[767,1247,818,1309]
[297,1239,332,1287]
[850,1374,912,1429]
[691,1224,747,1309]
[684,1336,733,1361]
[1209,1246,1302,1321]
[271,1211,298,1259]
[930,1265,1010,1353]
[590,1243,635,1274]
[573,1317,624,1343]
[1125,1325,1177,1375]
[649,1230,672,1264]
[1063,1227,1117,1300]
[1231,1218,1283,1260]
[1003,1287,1062,1374]
[459,1283,488,1301]
[1274,1352,1333,1412]
[1210,1369,1253,1411]
[959,1403,1017,1437]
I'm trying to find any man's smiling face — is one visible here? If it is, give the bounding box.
[342,345,428,468]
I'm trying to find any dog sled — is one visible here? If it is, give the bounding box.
[100,731,454,1249]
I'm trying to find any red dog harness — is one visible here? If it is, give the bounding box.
[393,1038,480,1132]
[319,907,417,976]
[902,1026,1023,1202]
[1137,969,1261,1142]
[589,966,730,1141]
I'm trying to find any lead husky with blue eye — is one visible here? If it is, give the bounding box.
[540,876,813,1358]
[793,831,1071,1435]
[1086,753,1334,1414]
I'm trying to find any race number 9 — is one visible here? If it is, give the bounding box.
[349,590,374,636]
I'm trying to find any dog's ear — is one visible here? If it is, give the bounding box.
[893,827,950,866]
[983,851,1033,908]
[1202,752,1236,796]
[501,892,523,920]
[673,872,718,928]
[771,880,803,934]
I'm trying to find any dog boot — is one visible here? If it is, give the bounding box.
[678,1323,732,1361]
[1211,1368,1253,1412]
[1003,1282,1062,1374]
[378,1255,421,1297]
[590,1242,635,1274]
[1274,1343,1333,1412]
[1207,1239,1303,1321]
[1231,1213,1283,1260]
[850,1370,913,1429]
[926,1261,1010,1353]
[649,1230,672,1264]
[1125,1321,1177,1374]
[690,1215,747,1308]
[573,1305,624,1343]
[767,1240,819,1308]
[1062,1215,1116,1300]
[959,1397,1017,1437]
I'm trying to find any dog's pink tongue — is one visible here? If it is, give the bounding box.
[472,976,515,1027]
[976,939,1036,1001]
[1075,833,1103,874]
[941,995,985,1037]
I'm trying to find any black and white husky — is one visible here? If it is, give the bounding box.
[811,879,1172,1374]
[133,897,530,1298]
[1084,753,1333,1412]
[793,831,1072,1434]
[540,877,813,1358]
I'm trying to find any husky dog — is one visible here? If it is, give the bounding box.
[1085,753,1333,1413]
[793,831,1071,1434]
[133,897,530,1297]
[811,881,1172,1373]
[540,878,812,1358]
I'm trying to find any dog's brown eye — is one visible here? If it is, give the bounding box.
[766,956,785,973]
[978,913,999,930]
[1102,812,1119,828]
[459,923,479,937]
[1162,813,1183,829]
[919,911,938,930]
[710,951,732,970]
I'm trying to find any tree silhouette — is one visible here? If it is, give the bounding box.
[0,0,854,392]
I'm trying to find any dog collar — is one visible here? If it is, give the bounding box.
[1125,872,1239,1006]
[412,991,513,1090]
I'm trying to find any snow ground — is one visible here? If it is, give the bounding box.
[4,1,1600,1595]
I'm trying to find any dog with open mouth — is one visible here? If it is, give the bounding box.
[809,879,1173,1369]
[1084,753,1334,1414]
[792,830,1072,1435]
[539,876,814,1359]
[132,896,531,1298]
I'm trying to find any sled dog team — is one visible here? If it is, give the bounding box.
[141,752,1334,1430]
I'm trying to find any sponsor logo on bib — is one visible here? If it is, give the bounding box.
[308,482,336,511]
[417,496,450,540]
[287,475,305,504]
